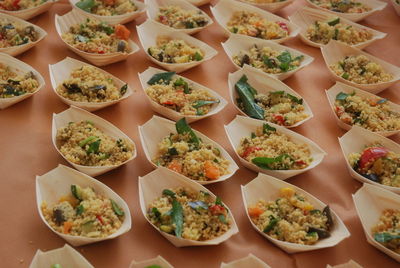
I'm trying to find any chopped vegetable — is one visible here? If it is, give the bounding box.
[111,199,124,216]
[71,185,83,201]
[115,24,130,40]
[86,139,101,154]
[63,221,73,234]
[235,75,264,120]
[263,123,276,134]
[204,160,220,180]
[192,100,220,109]
[358,147,389,169]
[175,118,200,146]
[252,154,291,169]
[374,232,400,243]
[188,201,208,210]
[327,17,340,26]
[147,72,176,85]
[248,206,265,217]
[76,0,95,13]
[171,199,183,238]
[162,189,176,198]
[79,136,97,147]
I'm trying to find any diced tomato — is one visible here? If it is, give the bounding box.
[204,160,220,180]
[277,22,289,32]
[335,105,344,116]
[162,100,175,105]
[12,0,20,9]
[98,49,105,54]
[63,221,73,234]
[273,114,285,125]
[209,205,225,215]
[104,0,115,6]
[248,206,264,218]
[295,160,306,166]
[115,24,130,40]
[241,146,262,158]
[159,15,168,25]
[167,160,182,174]
[96,215,105,225]
[359,147,389,169]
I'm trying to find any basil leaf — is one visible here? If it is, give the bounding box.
[192,100,220,108]
[76,0,96,13]
[286,93,303,104]
[279,62,290,72]
[194,52,203,61]
[188,201,208,210]
[120,84,127,95]
[333,28,339,40]
[277,51,292,64]
[151,207,161,220]
[147,72,176,85]
[235,75,264,120]
[100,22,114,35]
[327,17,340,26]
[76,204,84,215]
[374,232,400,243]
[171,199,183,238]
[251,154,291,169]
[86,139,100,154]
[215,196,223,206]
[175,118,200,146]
[262,55,276,68]
[111,199,124,216]
[263,123,276,134]
[218,214,227,224]
[162,189,176,198]
[336,92,350,101]
[251,132,256,139]
[173,77,189,93]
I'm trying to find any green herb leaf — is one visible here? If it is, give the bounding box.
[310,209,321,215]
[86,139,100,154]
[100,22,114,35]
[287,93,303,104]
[252,154,291,170]
[277,51,292,64]
[341,72,349,79]
[271,91,285,95]
[218,214,227,224]
[215,196,223,206]
[333,28,339,40]
[327,17,340,26]
[111,199,124,216]
[192,100,220,109]
[76,204,84,215]
[173,77,189,93]
[171,199,183,238]
[151,207,161,220]
[71,185,83,201]
[235,75,264,120]
[175,118,200,146]
[168,147,178,156]
[76,0,96,12]
[120,84,127,95]
[263,55,276,68]
[79,136,98,147]
[336,92,349,101]
[263,217,279,233]
[162,189,176,198]
[194,52,203,61]
[263,123,276,134]
[374,232,400,243]
[251,132,256,139]
[147,72,176,85]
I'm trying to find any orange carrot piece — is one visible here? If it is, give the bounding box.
[63,221,73,234]
[115,24,130,40]
[204,161,220,180]
[167,160,182,174]
[248,207,264,218]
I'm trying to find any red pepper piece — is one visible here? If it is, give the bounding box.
[241,146,262,158]
[96,215,104,225]
[209,205,225,215]
[273,114,285,125]
[277,22,289,32]
[359,147,389,169]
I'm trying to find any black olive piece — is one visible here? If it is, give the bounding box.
[117,40,126,52]
[240,54,250,67]
[196,20,207,27]
[7,79,20,85]
[323,206,334,229]
[89,85,107,91]
[361,173,380,183]
[63,83,82,94]
[158,52,164,62]
[96,92,106,99]
[53,208,65,225]
[308,227,330,239]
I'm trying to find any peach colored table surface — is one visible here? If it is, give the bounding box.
[1,0,399,267]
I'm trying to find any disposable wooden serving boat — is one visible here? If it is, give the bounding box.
[220,254,271,268]
[29,244,94,268]
[129,256,174,268]
[69,0,146,25]
[55,10,140,66]
[52,106,137,176]
[237,0,294,13]
[210,0,300,43]
[0,13,47,56]
[288,6,386,49]
[304,0,387,22]
[391,0,400,16]
[224,115,326,180]
[138,115,239,185]
[321,40,400,94]
[186,0,211,6]
[352,183,400,262]
[326,81,400,137]
[326,260,364,268]
[138,66,227,123]
[228,65,313,128]
[138,167,239,247]
[0,0,57,20]
[338,125,400,194]
[49,57,133,112]
[36,164,132,246]
[241,173,350,253]
[137,19,217,73]
[222,34,314,81]
[0,53,45,109]
[145,0,213,35]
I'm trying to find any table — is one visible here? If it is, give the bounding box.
[0,0,399,267]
